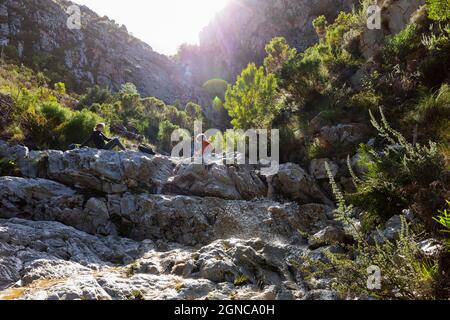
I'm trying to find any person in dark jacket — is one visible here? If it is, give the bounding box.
[81,123,126,151]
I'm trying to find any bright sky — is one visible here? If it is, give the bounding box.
[72,0,229,56]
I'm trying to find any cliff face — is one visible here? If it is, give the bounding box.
[178,0,357,84]
[0,0,207,105]
[0,0,358,103]
[0,140,342,300]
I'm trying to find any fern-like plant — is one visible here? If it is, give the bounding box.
[434,201,450,233]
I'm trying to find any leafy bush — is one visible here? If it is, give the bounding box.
[410,84,450,123]
[78,85,114,109]
[185,102,203,119]
[300,217,439,299]
[39,101,71,130]
[157,120,179,153]
[0,158,19,176]
[1,45,20,63]
[312,15,327,38]
[427,0,450,21]
[54,82,66,95]
[264,37,297,75]
[383,24,420,65]
[434,201,450,234]
[297,157,442,300]
[224,63,280,129]
[61,109,104,148]
[349,109,445,222]
[279,44,328,107]
[19,108,51,148]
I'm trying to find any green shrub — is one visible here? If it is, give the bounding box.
[434,200,450,234]
[224,63,280,129]
[0,158,19,176]
[264,37,297,74]
[39,101,71,130]
[157,120,179,153]
[383,24,420,65]
[54,82,66,95]
[299,217,439,299]
[185,102,203,119]
[313,15,327,38]
[296,161,441,300]
[350,90,382,112]
[280,44,328,107]
[61,109,104,148]
[19,108,51,148]
[348,109,445,222]
[411,84,450,123]
[427,0,450,21]
[78,85,114,109]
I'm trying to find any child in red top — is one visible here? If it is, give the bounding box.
[196,134,211,156]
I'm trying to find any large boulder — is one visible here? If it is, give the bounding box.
[319,124,366,149]
[0,141,268,200]
[45,149,175,194]
[0,177,327,246]
[164,162,267,200]
[308,226,349,249]
[309,159,339,180]
[266,163,332,205]
[0,219,308,300]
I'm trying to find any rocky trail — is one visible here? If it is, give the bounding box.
[0,140,348,300]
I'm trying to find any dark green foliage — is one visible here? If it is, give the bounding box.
[349,109,445,223]
[279,44,328,107]
[264,37,297,75]
[224,63,280,129]
[427,0,450,21]
[383,24,420,66]
[60,109,104,148]
[39,101,71,130]
[157,120,179,153]
[185,102,203,119]
[78,85,114,109]
[1,45,20,63]
[0,158,19,177]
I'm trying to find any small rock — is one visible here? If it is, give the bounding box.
[309,226,348,249]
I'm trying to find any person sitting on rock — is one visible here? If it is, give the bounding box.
[80,123,126,151]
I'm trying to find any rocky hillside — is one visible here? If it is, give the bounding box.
[0,0,449,301]
[0,0,208,105]
[0,0,360,102]
[177,0,357,84]
[0,140,352,300]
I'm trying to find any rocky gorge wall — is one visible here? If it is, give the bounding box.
[179,0,357,84]
[0,140,353,300]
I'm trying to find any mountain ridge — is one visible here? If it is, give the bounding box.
[0,0,209,105]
